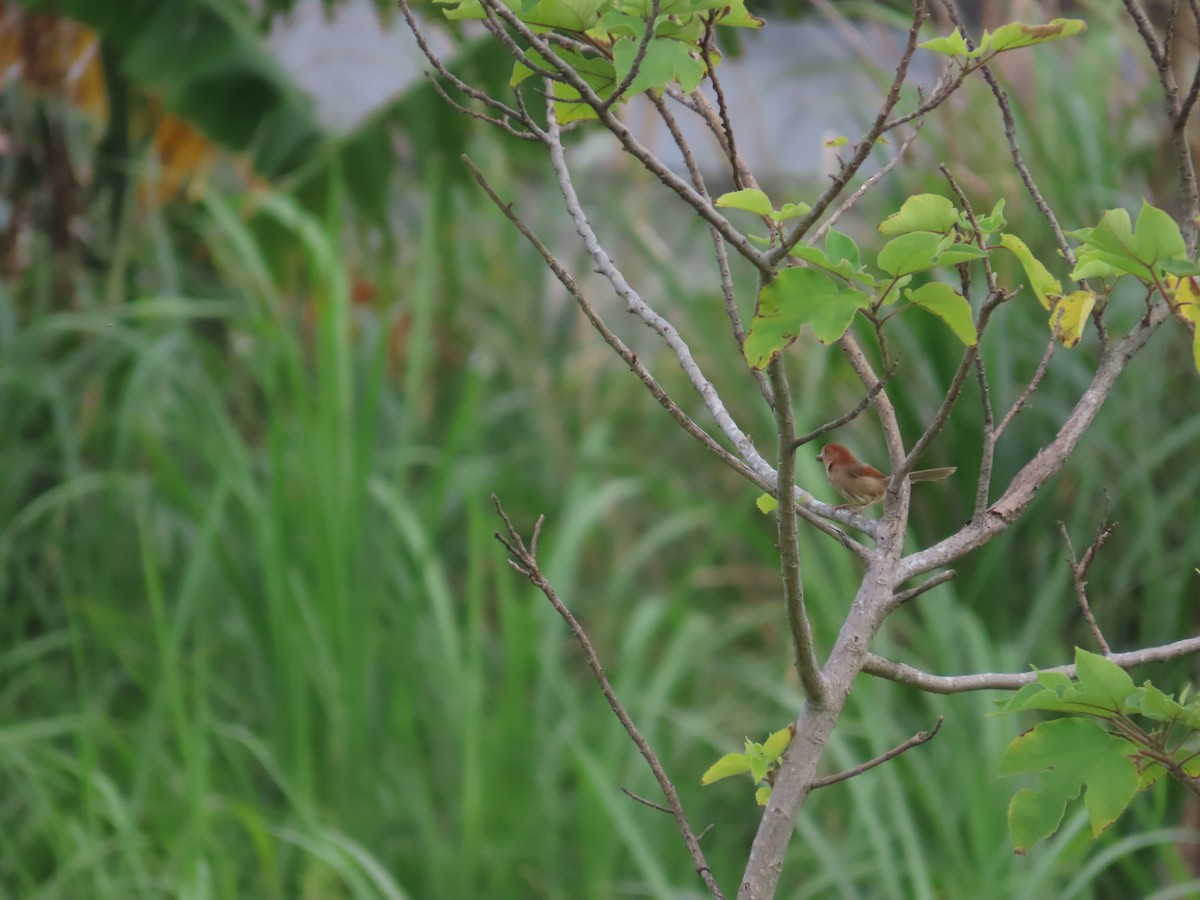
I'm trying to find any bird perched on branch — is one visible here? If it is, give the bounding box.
[817,443,956,510]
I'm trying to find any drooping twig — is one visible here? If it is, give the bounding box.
[1059,514,1116,655]
[863,637,1200,694]
[811,717,944,788]
[492,497,724,899]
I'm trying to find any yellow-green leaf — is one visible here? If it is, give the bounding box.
[762,726,794,762]
[878,193,959,236]
[985,18,1087,53]
[1000,233,1061,309]
[755,493,778,514]
[1166,275,1200,374]
[906,282,978,346]
[1049,290,1096,348]
[701,752,752,785]
[755,785,773,806]
[716,188,772,216]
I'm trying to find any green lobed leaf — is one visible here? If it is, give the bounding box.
[826,230,860,269]
[905,282,978,346]
[977,199,1007,234]
[744,269,869,368]
[1069,202,1186,281]
[716,188,772,216]
[1000,718,1141,853]
[876,233,986,276]
[612,36,706,97]
[878,193,960,236]
[1073,648,1137,709]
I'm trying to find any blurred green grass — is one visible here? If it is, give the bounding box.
[4,8,1200,898]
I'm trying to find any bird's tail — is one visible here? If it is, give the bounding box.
[908,467,956,482]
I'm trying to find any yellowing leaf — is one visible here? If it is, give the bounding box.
[1166,275,1200,374]
[1049,291,1096,348]
[985,18,1087,53]
[1000,234,1061,309]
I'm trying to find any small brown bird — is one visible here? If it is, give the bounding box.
[817,443,956,510]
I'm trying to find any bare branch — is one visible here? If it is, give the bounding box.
[770,0,930,263]
[492,497,724,899]
[768,357,828,707]
[621,786,674,815]
[811,717,944,788]
[839,335,904,478]
[461,154,768,492]
[903,302,1172,580]
[994,316,1060,441]
[863,637,1200,694]
[1060,514,1117,655]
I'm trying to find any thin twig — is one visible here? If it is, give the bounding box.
[1059,514,1116,654]
[621,786,673,814]
[994,315,1061,440]
[862,636,1200,694]
[771,0,929,263]
[492,497,724,899]
[793,364,897,450]
[938,0,1076,264]
[890,569,956,607]
[602,0,661,110]
[811,717,944,788]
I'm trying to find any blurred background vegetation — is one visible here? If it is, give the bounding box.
[2,0,1199,897]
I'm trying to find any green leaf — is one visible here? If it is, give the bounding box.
[977,199,1007,234]
[1000,718,1140,852]
[985,18,1087,53]
[612,36,706,97]
[823,135,849,147]
[744,269,869,368]
[755,785,773,806]
[1070,202,1186,281]
[877,232,943,276]
[716,188,772,216]
[878,194,960,236]
[700,752,752,785]
[999,233,1061,309]
[826,230,860,269]
[1049,291,1095,348]
[790,246,854,280]
[772,201,812,222]
[440,0,607,29]
[918,28,971,56]
[762,726,793,762]
[755,493,778,514]
[1073,648,1137,709]
[905,282,978,346]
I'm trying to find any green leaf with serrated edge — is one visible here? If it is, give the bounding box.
[791,246,854,279]
[772,202,812,222]
[762,727,793,762]
[999,233,1061,309]
[906,282,978,346]
[986,18,1087,53]
[612,36,706,97]
[700,752,752,785]
[918,29,970,56]
[1074,648,1137,709]
[744,269,869,368]
[1050,291,1095,348]
[716,188,772,216]
[755,785,773,806]
[1000,718,1140,852]
[878,194,960,235]
[755,493,778,514]
[826,230,860,269]
[878,232,943,276]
